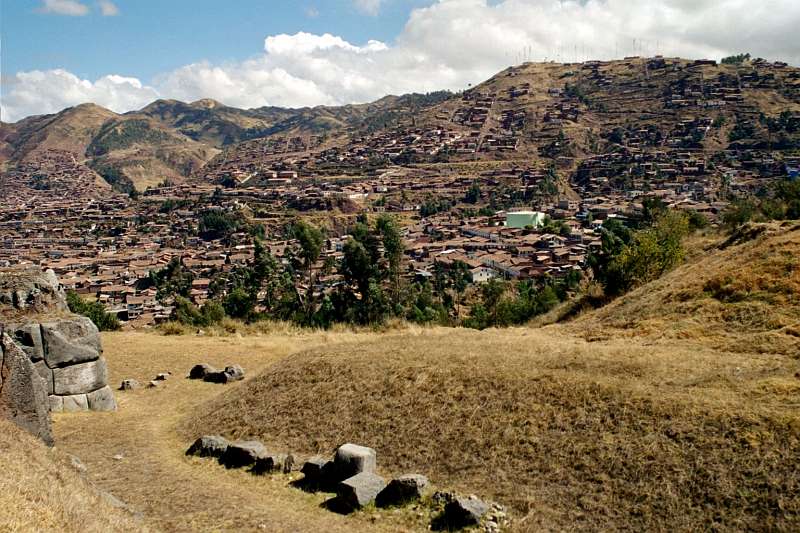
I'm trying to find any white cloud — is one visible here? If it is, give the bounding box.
[37,0,90,16]
[98,0,119,16]
[305,6,320,18]
[353,0,384,16]
[6,0,800,122]
[1,70,158,122]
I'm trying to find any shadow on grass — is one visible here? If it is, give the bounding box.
[320,496,354,515]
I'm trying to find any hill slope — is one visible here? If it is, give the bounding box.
[0,418,146,532]
[181,227,800,531]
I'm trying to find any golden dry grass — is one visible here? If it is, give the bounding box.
[0,418,146,533]
[52,331,427,532]
[185,327,800,531]
[572,222,800,355]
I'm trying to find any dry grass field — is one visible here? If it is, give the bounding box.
[10,222,799,532]
[0,418,146,533]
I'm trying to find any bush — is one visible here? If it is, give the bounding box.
[66,291,121,331]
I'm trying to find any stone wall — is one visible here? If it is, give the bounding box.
[0,329,53,445]
[0,268,116,413]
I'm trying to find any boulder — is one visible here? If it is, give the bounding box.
[218,440,267,468]
[376,474,430,508]
[252,453,293,475]
[61,394,89,412]
[119,379,140,391]
[40,316,102,368]
[442,495,489,529]
[188,363,216,380]
[204,365,245,384]
[301,456,330,481]
[337,472,386,510]
[333,443,377,481]
[154,372,170,381]
[52,358,107,396]
[0,331,53,445]
[186,435,229,458]
[86,386,116,411]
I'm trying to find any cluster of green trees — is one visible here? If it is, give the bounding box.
[722,180,800,229]
[589,200,695,297]
[66,291,121,331]
[721,53,751,65]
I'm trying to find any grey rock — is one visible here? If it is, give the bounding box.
[154,372,170,381]
[49,395,64,412]
[219,440,267,468]
[337,472,386,510]
[40,316,102,368]
[52,358,107,396]
[186,435,229,458]
[147,380,160,388]
[301,456,329,480]
[11,323,45,361]
[204,365,245,384]
[0,268,67,314]
[87,385,116,411]
[119,379,140,391]
[68,454,87,474]
[62,393,89,412]
[443,495,490,528]
[333,443,377,481]
[33,360,54,395]
[252,453,289,475]
[376,474,430,508]
[0,331,53,445]
[188,363,216,380]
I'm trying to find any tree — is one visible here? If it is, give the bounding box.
[291,220,325,319]
[376,214,404,304]
[150,257,194,302]
[66,291,120,331]
[465,182,481,204]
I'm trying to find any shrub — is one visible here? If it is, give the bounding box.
[66,291,121,331]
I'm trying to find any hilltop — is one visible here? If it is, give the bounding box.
[2,56,797,196]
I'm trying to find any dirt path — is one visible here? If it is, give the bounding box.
[53,331,412,532]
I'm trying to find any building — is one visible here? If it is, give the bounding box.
[506,211,546,229]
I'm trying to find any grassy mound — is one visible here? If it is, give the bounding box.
[0,419,145,532]
[574,222,800,355]
[183,327,800,531]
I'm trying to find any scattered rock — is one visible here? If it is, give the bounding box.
[119,379,140,391]
[333,443,377,481]
[376,474,429,508]
[441,495,489,529]
[301,456,330,481]
[186,435,229,458]
[68,454,87,474]
[203,365,245,384]
[337,472,387,510]
[87,385,117,411]
[188,364,216,380]
[252,453,293,475]
[219,440,268,469]
[112,454,124,461]
[154,372,171,381]
[147,380,160,388]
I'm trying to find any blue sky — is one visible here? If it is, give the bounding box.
[1,1,431,82]
[2,1,799,122]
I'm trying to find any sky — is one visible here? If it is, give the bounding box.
[2,0,800,122]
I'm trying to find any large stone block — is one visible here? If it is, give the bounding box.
[376,474,429,508]
[334,443,377,481]
[218,440,267,469]
[337,472,386,510]
[0,332,53,445]
[41,316,102,368]
[186,435,230,458]
[53,358,108,396]
[87,385,116,411]
[0,268,67,315]
[62,394,89,412]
